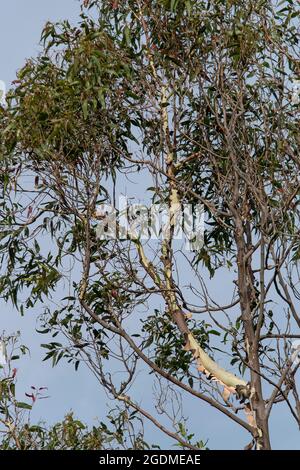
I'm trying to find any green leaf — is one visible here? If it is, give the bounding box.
[82,100,88,120]
[207,330,221,336]
[170,0,179,12]
[124,25,131,47]
[16,402,32,410]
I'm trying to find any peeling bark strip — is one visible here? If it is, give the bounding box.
[172,310,250,397]
[184,333,248,390]
[172,309,259,434]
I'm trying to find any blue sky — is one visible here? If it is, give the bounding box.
[0,0,299,450]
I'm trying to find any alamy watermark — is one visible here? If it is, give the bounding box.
[94,196,204,251]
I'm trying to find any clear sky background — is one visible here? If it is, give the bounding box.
[0,0,299,450]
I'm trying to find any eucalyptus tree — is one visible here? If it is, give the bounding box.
[1,0,300,450]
